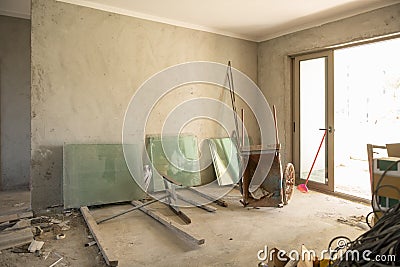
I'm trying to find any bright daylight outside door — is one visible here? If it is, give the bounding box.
[294,37,400,199]
[294,51,334,192]
[334,37,400,200]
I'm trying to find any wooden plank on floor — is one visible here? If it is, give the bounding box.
[80,206,118,267]
[0,227,33,251]
[28,240,44,252]
[0,211,33,224]
[131,200,205,245]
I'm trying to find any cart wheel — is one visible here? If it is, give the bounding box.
[282,163,295,205]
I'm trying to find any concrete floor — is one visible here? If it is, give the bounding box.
[0,189,30,215]
[335,161,371,200]
[90,189,371,267]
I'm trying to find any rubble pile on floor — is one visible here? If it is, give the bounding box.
[0,209,83,266]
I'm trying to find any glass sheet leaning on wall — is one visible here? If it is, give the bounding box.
[208,137,241,186]
[63,144,145,208]
[146,135,202,192]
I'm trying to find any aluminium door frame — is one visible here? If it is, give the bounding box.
[293,50,334,192]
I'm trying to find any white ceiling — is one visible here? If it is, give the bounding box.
[1,0,399,41]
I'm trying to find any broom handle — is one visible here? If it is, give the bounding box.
[305,130,327,185]
[272,105,280,147]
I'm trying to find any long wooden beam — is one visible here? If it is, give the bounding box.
[80,207,118,266]
[0,227,33,251]
[0,211,33,224]
[131,201,205,245]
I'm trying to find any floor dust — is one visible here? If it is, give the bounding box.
[0,189,372,266]
[0,211,106,267]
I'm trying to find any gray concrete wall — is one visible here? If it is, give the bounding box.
[258,4,400,165]
[31,0,258,211]
[0,15,31,190]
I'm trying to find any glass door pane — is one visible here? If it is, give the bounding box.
[300,58,327,184]
[293,50,334,191]
[334,37,400,200]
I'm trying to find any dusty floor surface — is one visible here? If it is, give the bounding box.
[0,190,105,267]
[0,211,106,267]
[0,190,30,214]
[90,188,371,267]
[0,189,371,267]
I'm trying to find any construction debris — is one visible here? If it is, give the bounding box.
[33,226,43,236]
[41,250,51,260]
[58,221,70,231]
[11,245,30,253]
[50,219,62,224]
[0,208,107,267]
[0,227,34,251]
[337,215,369,230]
[28,239,44,253]
[49,252,64,267]
[0,211,33,224]
[85,240,97,247]
[4,219,31,231]
[55,233,65,240]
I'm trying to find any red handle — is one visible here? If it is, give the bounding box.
[304,130,327,185]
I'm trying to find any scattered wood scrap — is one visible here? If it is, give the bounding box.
[28,239,44,252]
[80,206,118,267]
[0,211,33,224]
[0,227,33,251]
[3,218,31,231]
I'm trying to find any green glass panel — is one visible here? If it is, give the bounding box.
[146,135,202,190]
[377,158,398,171]
[208,138,241,186]
[63,144,145,208]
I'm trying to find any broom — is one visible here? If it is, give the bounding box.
[297,129,327,193]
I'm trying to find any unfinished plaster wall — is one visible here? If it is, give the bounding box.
[258,4,400,165]
[31,0,258,211]
[0,15,31,190]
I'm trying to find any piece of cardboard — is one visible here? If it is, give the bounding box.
[386,143,400,157]
[373,173,400,199]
